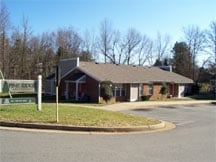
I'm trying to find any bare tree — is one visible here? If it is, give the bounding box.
[98,18,113,63]
[183,25,206,80]
[10,28,22,79]
[0,0,10,77]
[41,33,56,77]
[154,32,170,63]
[207,21,216,64]
[32,32,56,78]
[109,30,126,64]
[81,29,97,61]
[137,35,153,66]
[122,28,142,65]
[28,36,44,78]
[21,16,32,79]
[8,16,32,79]
[56,27,82,60]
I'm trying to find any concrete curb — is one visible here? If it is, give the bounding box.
[0,120,166,133]
[99,100,215,111]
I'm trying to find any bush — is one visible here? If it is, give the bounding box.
[160,83,168,95]
[199,83,210,93]
[141,95,150,101]
[100,81,113,102]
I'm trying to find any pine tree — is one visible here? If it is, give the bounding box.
[172,42,193,79]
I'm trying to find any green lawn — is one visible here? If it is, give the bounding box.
[0,103,160,127]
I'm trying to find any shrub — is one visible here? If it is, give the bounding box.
[160,83,168,95]
[141,95,150,101]
[100,81,113,103]
[199,83,210,93]
[160,83,168,99]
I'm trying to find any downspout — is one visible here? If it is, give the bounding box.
[65,82,69,100]
[75,81,79,101]
[98,82,100,103]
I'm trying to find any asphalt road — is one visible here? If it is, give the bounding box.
[0,104,216,162]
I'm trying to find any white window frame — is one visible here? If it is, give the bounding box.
[112,84,126,97]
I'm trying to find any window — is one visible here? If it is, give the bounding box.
[116,88,121,96]
[112,84,126,97]
[139,84,143,97]
[148,83,153,95]
[121,88,126,96]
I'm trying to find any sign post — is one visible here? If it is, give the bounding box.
[37,75,42,111]
[55,66,61,123]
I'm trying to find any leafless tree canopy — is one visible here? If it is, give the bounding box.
[98,18,113,63]
[207,21,216,64]
[137,35,153,66]
[0,0,10,77]
[154,33,170,62]
[122,28,142,65]
[0,1,215,81]
[183,25,207,80]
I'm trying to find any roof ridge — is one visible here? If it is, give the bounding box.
[74,61,193,84]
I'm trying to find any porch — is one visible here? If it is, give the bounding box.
[64,73,90,102]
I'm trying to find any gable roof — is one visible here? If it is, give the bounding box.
[76,62,193,84]
[59,58,79,77]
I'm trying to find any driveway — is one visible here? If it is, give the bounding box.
[99,100,214,111]
[0,103,216,162]
[123,103,215,127]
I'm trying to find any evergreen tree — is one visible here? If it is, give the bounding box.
[172,42,193,79]
[153,59,163,66]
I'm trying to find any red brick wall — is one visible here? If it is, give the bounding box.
[142,83,169,100]
[85,76,99,102]
[143,84,149,96]
[60,69,100,102]
[59,82,66,99]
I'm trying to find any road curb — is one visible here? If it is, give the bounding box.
[0,120,166,133]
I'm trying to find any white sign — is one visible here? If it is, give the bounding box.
[0,79,36,93]
[0,76,42,111]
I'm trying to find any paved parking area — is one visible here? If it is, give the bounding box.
[124,103,215,126]
[1,103,216,162]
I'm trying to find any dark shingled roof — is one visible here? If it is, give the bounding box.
[76,62,193,84]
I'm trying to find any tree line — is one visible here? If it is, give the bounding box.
[0,1,215,82]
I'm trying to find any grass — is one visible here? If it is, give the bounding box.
[0,103,160,127]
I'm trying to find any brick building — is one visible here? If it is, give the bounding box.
[45,58,193,103]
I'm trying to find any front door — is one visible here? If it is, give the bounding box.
[130,84,139,101]
[178,84,185,98]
